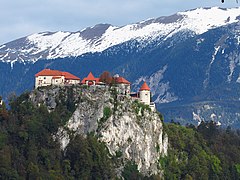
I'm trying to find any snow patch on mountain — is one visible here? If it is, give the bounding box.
[193,111,204,125]
[237,75,240,83]
[0,45,6,49]
[237,35,240,45]
[203,46,220,88]
[179,7,239,34]
[27,32,71,55]
[227,51,240,82]
[210,113,217,121]
[0,7,240,63]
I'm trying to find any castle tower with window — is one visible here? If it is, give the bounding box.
[139,81,151,105]
[139,82,155,111]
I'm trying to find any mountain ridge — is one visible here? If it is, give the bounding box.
[0,7,239,64]
[0,6,240,127]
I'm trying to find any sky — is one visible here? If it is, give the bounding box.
[0,0,239,45]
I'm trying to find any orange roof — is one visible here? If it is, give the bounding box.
[86,72,95,79]
[35,69,62,77]
[62,72,80,80]
[140,82,150,91]
[35,69,80,80]
[81,72,99,84]
[114,77,131,84]
[95,78,100,84]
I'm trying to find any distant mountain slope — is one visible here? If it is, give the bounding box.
[0,7,239,64]
[0,7,240,127]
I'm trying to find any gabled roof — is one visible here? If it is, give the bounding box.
[81,72,99,84]
[35,69,80,80]
[140,82,150,91]
[114,77,131,84]
[86,72,95,79]
[35,69,62,77]
[62,72,80,80]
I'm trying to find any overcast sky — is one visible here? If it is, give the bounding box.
[0,0,238,45]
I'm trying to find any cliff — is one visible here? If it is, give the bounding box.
[2,86,240,179]
[30,85,168,176]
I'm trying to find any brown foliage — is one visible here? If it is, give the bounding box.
[99,71,113,84]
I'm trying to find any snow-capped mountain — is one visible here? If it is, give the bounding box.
[0,7,239,64]
[0,7,240,128]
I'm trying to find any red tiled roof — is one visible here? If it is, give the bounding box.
[95,78,100,83]
[35,69,80,80]
[140,82,150,91]
[86,72,95,79]
[35,69,62,77]
[81,72,99,84]
[62,72,80,80]
[114,77,131,84]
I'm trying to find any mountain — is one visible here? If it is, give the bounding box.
[1,7,239,64]
[0,7,240,127]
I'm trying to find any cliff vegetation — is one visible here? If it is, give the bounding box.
[0,86,240,179]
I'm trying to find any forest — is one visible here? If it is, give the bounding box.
[0,92,240,179]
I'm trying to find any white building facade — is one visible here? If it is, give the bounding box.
[35,69,80,88]
[114,76,131,95]
[139,82,155,111]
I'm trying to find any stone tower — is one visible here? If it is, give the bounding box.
[139,81,151,105]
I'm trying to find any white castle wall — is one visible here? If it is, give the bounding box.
[139,90,150,105]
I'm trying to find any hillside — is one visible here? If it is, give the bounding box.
[0,7,240,127]
[2,85,167,178]
[1,87,240,179]
[162,121,240,179]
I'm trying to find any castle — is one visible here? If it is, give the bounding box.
[35,69,155,110]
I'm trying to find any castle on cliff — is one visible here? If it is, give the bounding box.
[35,69,155,110]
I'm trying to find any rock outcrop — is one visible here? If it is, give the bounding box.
[30,86,168,176]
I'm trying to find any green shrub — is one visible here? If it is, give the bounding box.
[103,107,112,119]
[98,107,112,130]
[115,150,123,158]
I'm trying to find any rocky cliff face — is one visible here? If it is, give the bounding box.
[30,86,168,176]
